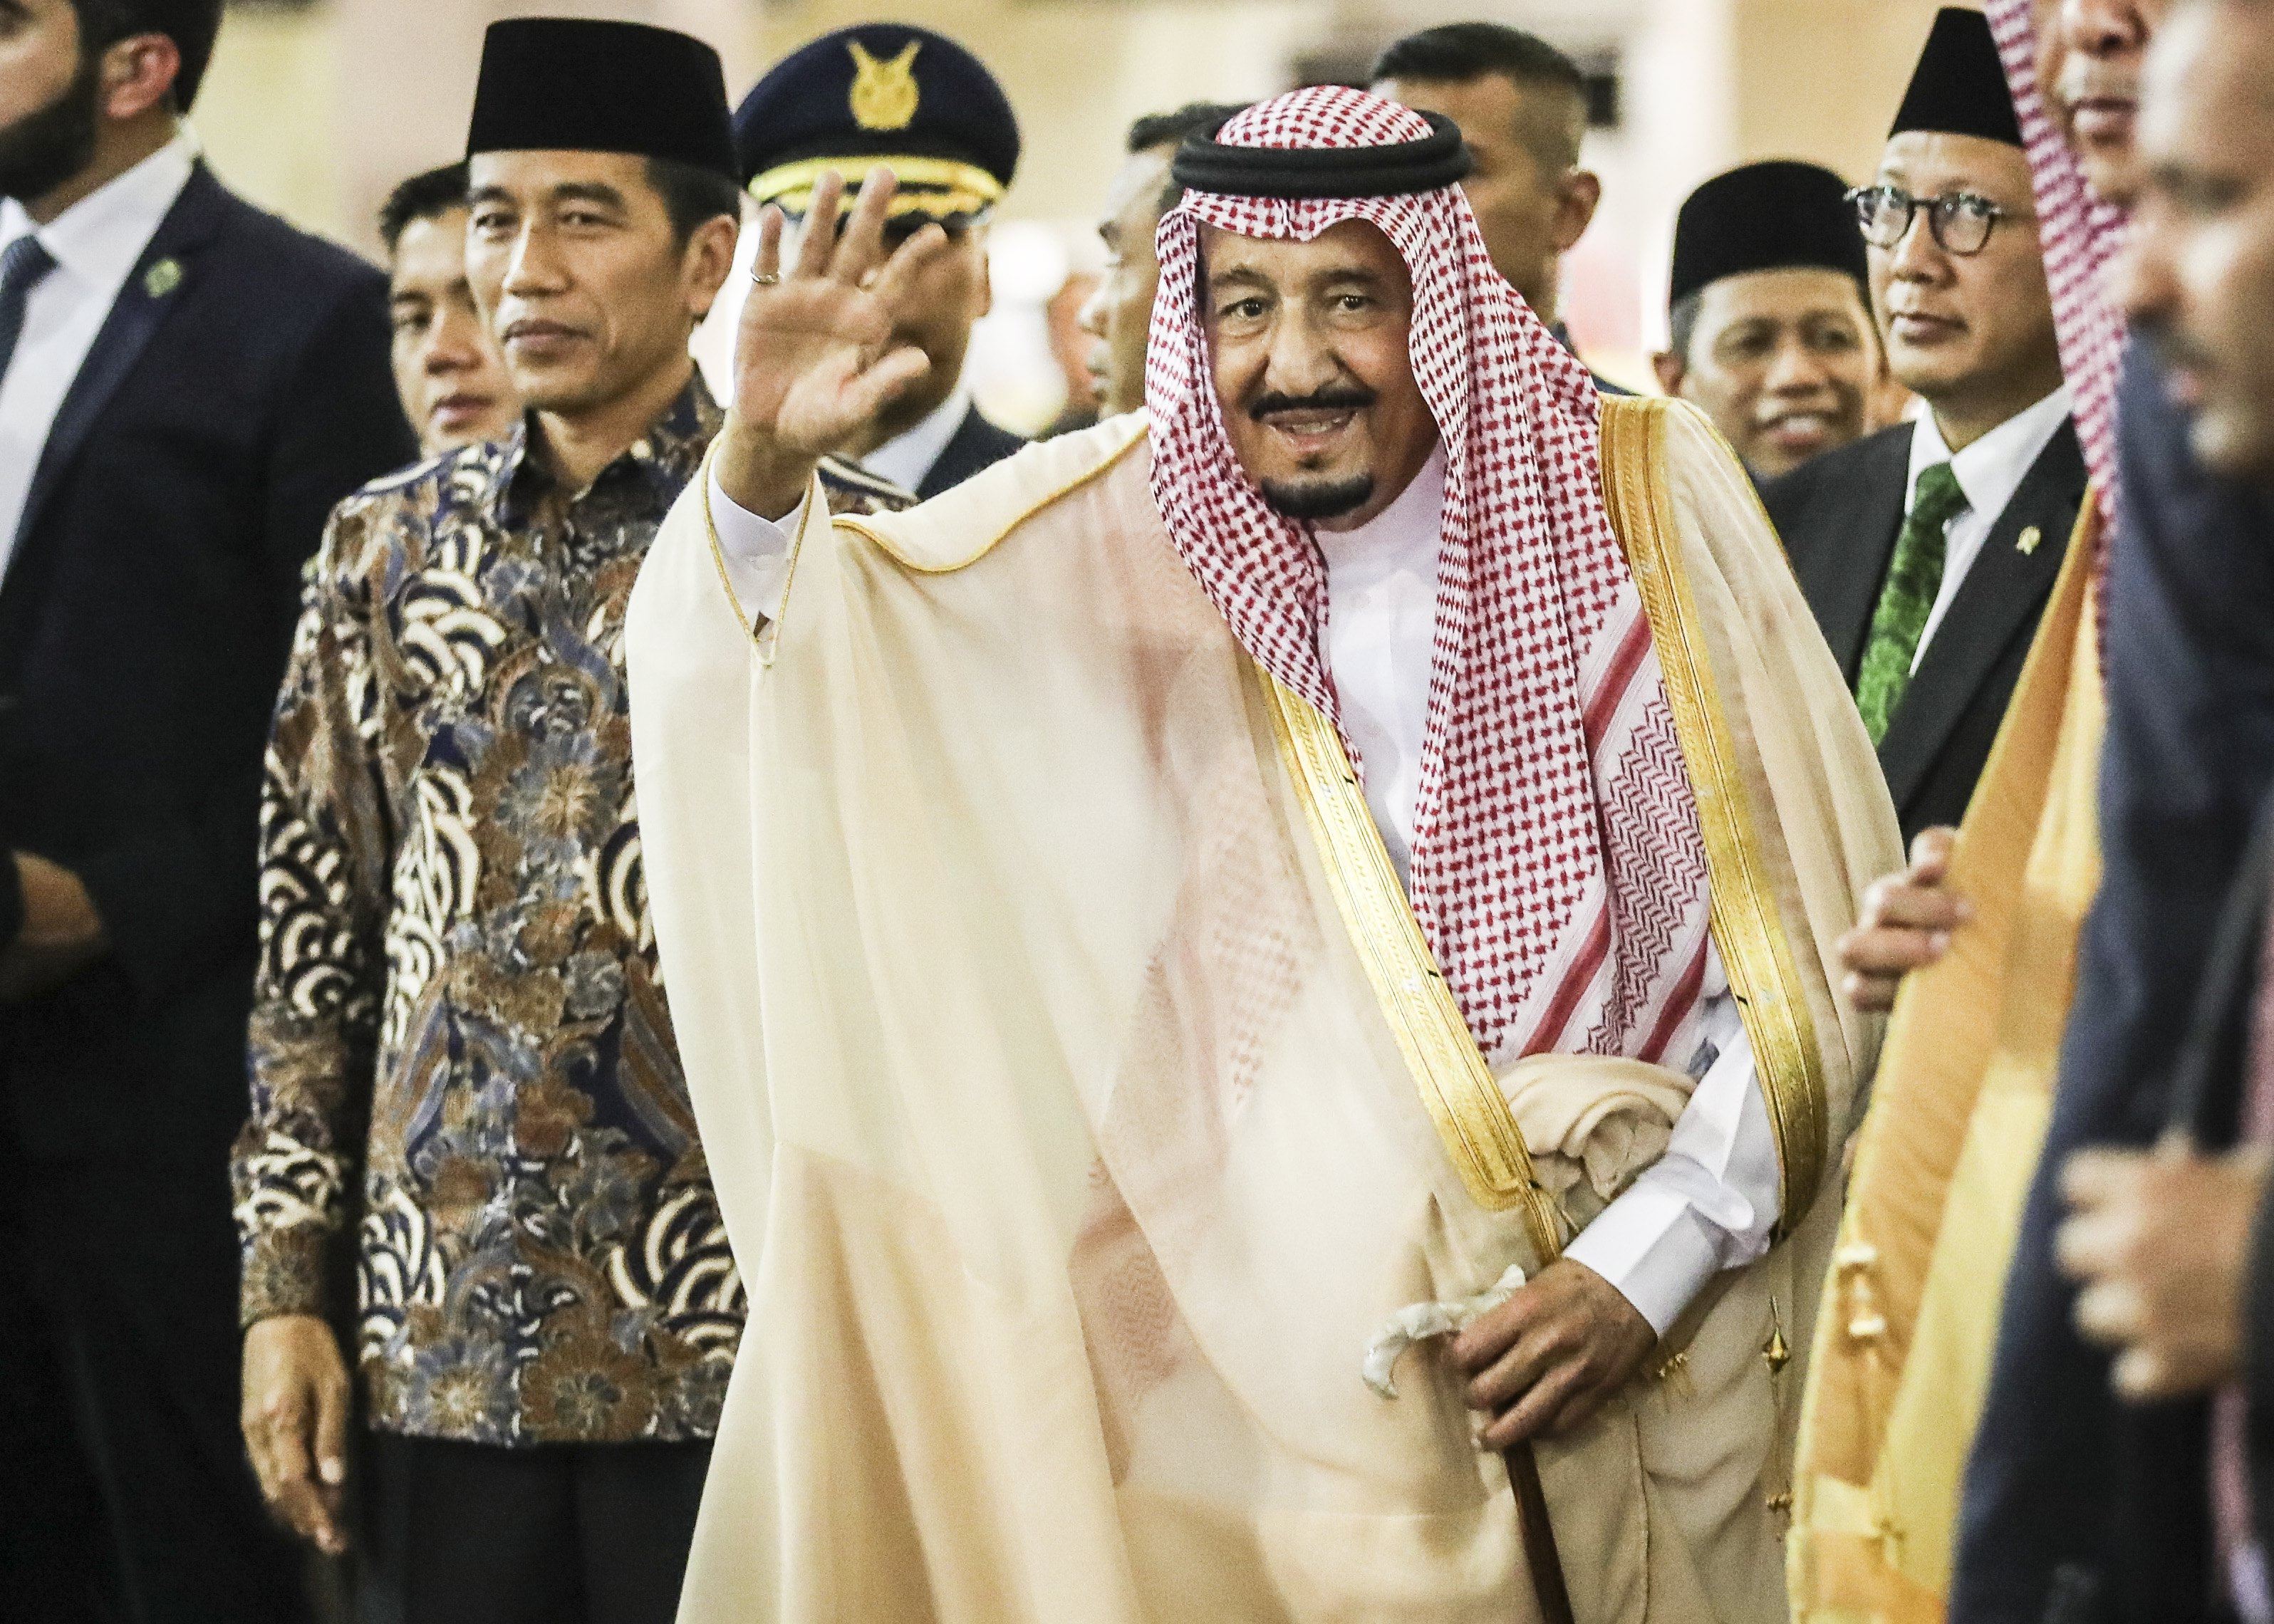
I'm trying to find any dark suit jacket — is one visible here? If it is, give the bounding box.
[1951,344,2274,1624]
[2112,793,2274,1618]
[2171,795,2274,1525]
[915,402,1027,499]
[0,165,414,1166]
[1763,419,2087,845]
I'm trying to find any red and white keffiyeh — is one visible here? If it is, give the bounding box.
[1987,0,2131,524]
[1144,85,1713,1067]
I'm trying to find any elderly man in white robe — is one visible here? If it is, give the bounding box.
[626,88,1900,1624]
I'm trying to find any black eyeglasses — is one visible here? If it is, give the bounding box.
[1846,184,2020,256]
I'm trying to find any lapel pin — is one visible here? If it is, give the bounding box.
[2015,524,2042,556]
[143,256,182,298]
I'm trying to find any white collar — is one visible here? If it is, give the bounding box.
[1314,441,1448,585]
[1906,385,2073,520]
[863,381,972,491]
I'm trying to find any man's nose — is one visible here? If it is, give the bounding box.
[1261,306,1340,397]
[1076,281,1107,340]
[2061,0,2148,55]
[1762,335,1832,395]
[1886,208,1948,283]
[501,223,567,297]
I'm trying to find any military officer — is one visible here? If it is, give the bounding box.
[730,24,1028,498]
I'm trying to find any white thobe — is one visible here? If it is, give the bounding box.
[707,448,1782,1334]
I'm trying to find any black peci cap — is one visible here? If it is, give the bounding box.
[1668,160,1869,310]
[735,24,1020,222]
[465,18,737,179]
[1890,8,2024,147]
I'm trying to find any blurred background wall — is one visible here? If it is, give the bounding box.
[195,0,1964,413]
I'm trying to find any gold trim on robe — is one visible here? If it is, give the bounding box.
[1262,677,1567,1262]
[1259,395,1835,1250]
[1600,395,1832,1232]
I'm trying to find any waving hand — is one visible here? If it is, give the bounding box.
[717,170,946,518]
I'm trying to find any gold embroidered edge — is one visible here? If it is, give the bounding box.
[699,439,812,662]
[836,415,1147,575]
[1597,395,1829,1232]
[1261,676,1564,1261]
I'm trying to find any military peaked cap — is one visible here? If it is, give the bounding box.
[735,24,1021,222]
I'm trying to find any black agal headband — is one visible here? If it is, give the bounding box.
[1170,111,1471,200]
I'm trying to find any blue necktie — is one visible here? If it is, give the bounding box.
[0,234,58,384]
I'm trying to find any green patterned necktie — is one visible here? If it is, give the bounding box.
[1854,461,1968,745]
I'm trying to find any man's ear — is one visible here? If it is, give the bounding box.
[683,212,742,323]
[1552,170,1601,254]
[974,224,994,320]
[100,32,183,124]
[1651,350,1687,397]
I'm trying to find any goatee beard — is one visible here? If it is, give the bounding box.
[1260,472,1375,521]
[0,57,100,205]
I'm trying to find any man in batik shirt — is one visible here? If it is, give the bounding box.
[229,21,903,1624]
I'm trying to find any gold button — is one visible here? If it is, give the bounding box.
[2017,525,2043,556]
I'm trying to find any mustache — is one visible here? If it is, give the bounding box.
[2055,56,2139,108]
[1248,386,1376,422]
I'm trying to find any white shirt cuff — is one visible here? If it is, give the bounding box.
[1559,958,1783,1337]
[707,462,804,630]
[1563,1185,1729,1338]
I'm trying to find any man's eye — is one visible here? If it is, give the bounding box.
[1810,328,1860,353]
[1335,294,1372,313]
[471,212,511,233]
[1221,298,1268,321]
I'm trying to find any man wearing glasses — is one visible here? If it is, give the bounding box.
[1763,6,2080,843]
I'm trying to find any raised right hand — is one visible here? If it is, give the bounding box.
[242,1313,353,1556]
[1836,826,1969,1012]
[717,170,947,519]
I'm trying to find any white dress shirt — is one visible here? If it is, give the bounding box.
[1906,386,2072,671]
[707,454,1783,1333]
[861,382,972,496]
[0,132,197,584]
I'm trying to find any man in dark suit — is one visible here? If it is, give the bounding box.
[1763,8,2077,848]
[1971,4,2274,1619]
[731,24,1027,498]
[0,2,412,1619]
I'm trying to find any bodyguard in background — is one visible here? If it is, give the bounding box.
[1763,7,2079,845]
[1369,23,1609,380]
[0,1,412,1620]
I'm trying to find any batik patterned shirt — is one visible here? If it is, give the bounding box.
[232,378,908,1444]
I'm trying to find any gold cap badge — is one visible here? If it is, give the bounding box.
[143,257,182,298]
[848,41,920,132]
[2016,524,2042,556]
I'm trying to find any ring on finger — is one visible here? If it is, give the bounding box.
[750,270,781,286]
